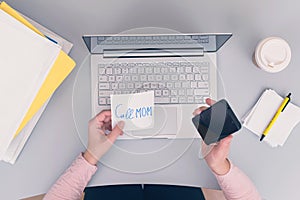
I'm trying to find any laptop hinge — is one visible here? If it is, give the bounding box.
[103,48,204,58]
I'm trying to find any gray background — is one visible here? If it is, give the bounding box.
[1,0,300,199]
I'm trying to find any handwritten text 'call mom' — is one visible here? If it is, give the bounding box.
[115,104,153,119]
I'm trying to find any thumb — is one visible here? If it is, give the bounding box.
[107,121,125,143]
[215,135,233,150]
[205,98,216,106]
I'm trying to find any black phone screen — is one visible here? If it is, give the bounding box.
[192,99,241,145]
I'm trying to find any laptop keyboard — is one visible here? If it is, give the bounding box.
[98,61,210,105]
[97,35,210,46]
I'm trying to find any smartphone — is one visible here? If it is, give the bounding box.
[192,99,242,145]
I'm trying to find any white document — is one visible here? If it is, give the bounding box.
[2,100,49,164]
[1,14,74,164]
[243,89,300,147]
[0,9,61,159]
[21,14,73,53]
[111,91,154,131]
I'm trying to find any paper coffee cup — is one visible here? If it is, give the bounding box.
[254,37,291,73]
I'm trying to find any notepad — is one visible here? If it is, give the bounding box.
[243,89,300,147]
[111,91,155,131]
[0,9,61,158]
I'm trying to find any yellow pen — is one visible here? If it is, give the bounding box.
[260,93,291,141]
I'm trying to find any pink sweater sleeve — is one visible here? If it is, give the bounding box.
[43,153,97,200]
[214,161,262,200]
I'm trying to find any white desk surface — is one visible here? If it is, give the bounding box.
[1,0,300,199]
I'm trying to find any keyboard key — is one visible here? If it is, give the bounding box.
[106,68,113,74]
[124,76,131,81]
[179,97,186,103]
[140,75,147,81]
[202,74,209,81]
[145,67,153,74]
[127,83,134,89]
[111,83,118,90]
[99,98,106,105]
[98,68,105,74]
[179,74,186,81]
[143,83,150,89]
[170,67,176,73]
[185,66,192,73]
[191,82,197,88]
[132,75,139,81]
[171,90,177,96]
[129,68,137,74]
[163,90,169,96]
[99,76,108,82]
[158,83,166,88]
[182,82,190,88]
[107,97,111,105]
[198,82,209,88]
[147,75,155,81]
[154,67,161,74]
[135,83,142,89]
[151,82,158,89]
[161,67,169,73]
[122,68,129,74]
[166,82,173,88]
[177,67,184,73]
[116,76,123,82]
[195,74,202,81]
[192,67,200,73]
[99,90,113,96]
[138,67,145,74]
[178,89,185,95]
[175,82,181,88]
[186,74,194,80]
[155,90,162,96]
[99,83,109,90]
[155,75,163,81]
[186,89,193,96]
[201,67,209,73]
[155,97,170,104]
[194,96,203,103]
[171,97,178,103]
[187,96,194,103]
[194,89,209,95]
[114,68,122,74]
[119,83,126,89]
[171,74,178,81]
[163,75,170,81]
[108,76,115,82]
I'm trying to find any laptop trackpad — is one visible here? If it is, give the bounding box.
[125,106,177,138]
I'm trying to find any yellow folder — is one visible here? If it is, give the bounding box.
[0,2,76,137]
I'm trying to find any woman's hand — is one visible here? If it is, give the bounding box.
[83,110,124,165]
[193,98,233,175]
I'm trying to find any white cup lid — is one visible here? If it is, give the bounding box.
[255,37,291,73]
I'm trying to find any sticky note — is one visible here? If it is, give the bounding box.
[111,91,154,131]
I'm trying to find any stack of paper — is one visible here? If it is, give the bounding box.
[0,2,76,164]
[243,89,300,147]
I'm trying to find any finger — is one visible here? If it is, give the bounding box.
[96,110,111,122]
[104,121,112,131]
[103,115,111,123]
[193,106,208,116]
[205,98,216,106]
[107,121,125,142]
[215,135,233,150]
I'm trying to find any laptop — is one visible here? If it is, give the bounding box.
[83,33,232,139]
